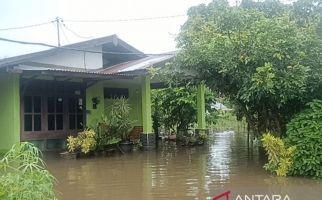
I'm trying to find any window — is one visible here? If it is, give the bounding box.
[104,88,129,99]
[21,80,85,136]
[47,97,64,131]
[68,97,84,130]
[23,96,42,131]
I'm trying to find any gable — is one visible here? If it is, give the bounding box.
[0,35,145,70]
[31,46,103,70]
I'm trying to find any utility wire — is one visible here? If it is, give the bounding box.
[0,37,57,48]
[61,22,93,39]
[0,36,175,56]
[0,21,55,31]
[64,14,186,23]
[0,14,185,31]
[59,23,70,44]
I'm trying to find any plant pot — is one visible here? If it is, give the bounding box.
[103,144,118,151]
[94,150,105,157]
[79,151,95,158]
[168,134,177,141]
[105,148,116,156]
[119,141,134,153]
[60,151,77,159]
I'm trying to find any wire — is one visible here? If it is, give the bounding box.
[0,37,56,48]
[0,14,185,32]
[64,14,186,23]
[0,21,55,31]
[59,23,70,44]
[0,36,175,56]
[61,22,93,39]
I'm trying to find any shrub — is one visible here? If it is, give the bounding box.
[92,115,121,150]
[107,98,133,141]
[151,87,216,134]
[262,133,296,177]
[285,100,322,178]
[0,142,57,200]
[67,129,97,154]
[67,136,79,152]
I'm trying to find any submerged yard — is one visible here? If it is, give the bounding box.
[45,131,322,200]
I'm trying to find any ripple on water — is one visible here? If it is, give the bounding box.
[45,131,322,200]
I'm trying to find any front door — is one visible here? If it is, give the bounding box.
[20,79,85,143]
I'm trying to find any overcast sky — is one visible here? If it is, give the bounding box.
[0,0,222,58]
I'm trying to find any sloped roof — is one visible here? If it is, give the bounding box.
[0,34,143,68]
[11,51,175,79]
[12,62,134,80]
[98,53,175,74]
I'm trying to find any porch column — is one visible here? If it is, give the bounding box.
[197,83,206,129]
[140,75,155,149]
[0,74,20,150]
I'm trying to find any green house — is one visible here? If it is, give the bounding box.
[0,35,206,151]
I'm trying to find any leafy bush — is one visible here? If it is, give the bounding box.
[0,142,57,200]
[107,98,134,141]
[67,136,79,152]
[93,114,122,150]
[262,133,296,177]
[198,131,208,142]
[285,100,322,178]
[67,129,97,154]
[151,86,216,134]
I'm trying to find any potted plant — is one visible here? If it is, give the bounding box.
[66,129,97,158]
[109,98,134,153]
[93,115,121,155]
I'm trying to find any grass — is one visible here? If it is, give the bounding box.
[209,112,247,133]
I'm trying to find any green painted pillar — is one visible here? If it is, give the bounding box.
[141,75,152,133]
[0,73,20,150]
[197,83,206,129]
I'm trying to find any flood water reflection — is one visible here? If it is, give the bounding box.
[46,131,322,200]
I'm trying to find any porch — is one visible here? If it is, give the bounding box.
[0,67,207,151]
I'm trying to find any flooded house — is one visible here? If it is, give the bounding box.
[0,35,207,151]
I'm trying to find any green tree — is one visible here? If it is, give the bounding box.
[292,0,322,26]
[151,86,216,134]
[174,0,322,136]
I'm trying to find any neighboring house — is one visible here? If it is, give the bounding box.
[0,34,207,151]
[211,102,233,112]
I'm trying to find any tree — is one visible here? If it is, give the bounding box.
[292,0,322,26]
[174,0,322,136]
[151,86,216,134]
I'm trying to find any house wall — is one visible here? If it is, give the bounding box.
[103,78,142,127]
[0,73,20,150]
[86,82,105,128]
[85,78,142,128]
[31,46,103,69]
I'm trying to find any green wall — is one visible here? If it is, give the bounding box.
[86,82,105,127]
[0,73,20,150]
[86,78,143,128]
[103,78,142,126]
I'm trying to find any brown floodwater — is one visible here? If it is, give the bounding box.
[46,131,322,200]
